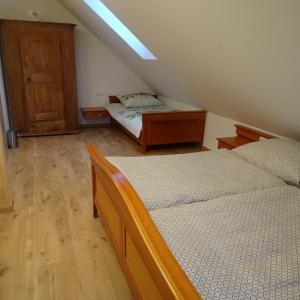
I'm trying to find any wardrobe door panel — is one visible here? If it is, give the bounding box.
[19,26,65,130]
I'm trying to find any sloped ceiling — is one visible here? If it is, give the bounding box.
[59,0,300,140]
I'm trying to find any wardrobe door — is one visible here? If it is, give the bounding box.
[0,20,79,135]
[19,25,65,132]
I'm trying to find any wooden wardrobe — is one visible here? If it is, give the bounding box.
[0,20,79,136]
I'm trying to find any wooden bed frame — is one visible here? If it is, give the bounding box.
[88,125,275,299]
[108,96,207,153]
[217,124,274,149]
[88,144,201,300]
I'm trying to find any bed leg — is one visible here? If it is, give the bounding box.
[141,144,147,153]
[93,203,98,218]
[196,141,203,149]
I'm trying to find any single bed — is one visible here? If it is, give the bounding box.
[106,96,206,153]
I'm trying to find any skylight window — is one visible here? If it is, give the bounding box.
[84,0,157,60]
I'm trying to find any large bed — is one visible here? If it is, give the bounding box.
[106,96,206,153]
[87,127,300,299]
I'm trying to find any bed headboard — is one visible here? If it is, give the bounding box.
[108,96,120,103]
[108,94,158,104]
[234,124,274,141]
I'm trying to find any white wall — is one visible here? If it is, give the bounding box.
[0,0,152,125]
[61,0,300,140]
[59,0,198,106]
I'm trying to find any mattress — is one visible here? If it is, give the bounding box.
[105,103,175,138]
[107,149,285,210]
[150,186,300,299]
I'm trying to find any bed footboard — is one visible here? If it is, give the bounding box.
[87,145,201,300]
[141,110,206,153]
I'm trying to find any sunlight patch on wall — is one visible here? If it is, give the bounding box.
[83,0,157,60]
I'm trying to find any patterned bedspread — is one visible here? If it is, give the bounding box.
[150,186,300,299]
[107,149,285,210]
[105,103,175,138]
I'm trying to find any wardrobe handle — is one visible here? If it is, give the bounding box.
[26,77,31,83]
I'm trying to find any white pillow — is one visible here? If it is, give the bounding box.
[233,138,300,185]
[119,93,162,108]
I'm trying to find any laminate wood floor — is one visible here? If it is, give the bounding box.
[0,127,203,300]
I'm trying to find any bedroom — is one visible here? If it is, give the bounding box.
[0,0,299,299]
